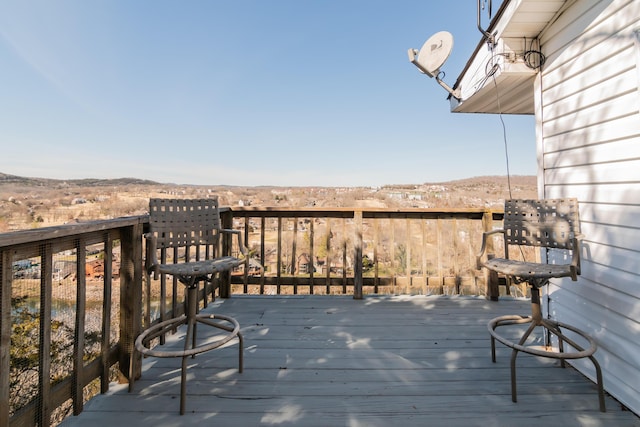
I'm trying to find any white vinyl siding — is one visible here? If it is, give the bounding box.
[537,0,640,415]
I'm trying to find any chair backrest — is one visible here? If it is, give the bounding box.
[503,198,580,249]
[148,198,222,249]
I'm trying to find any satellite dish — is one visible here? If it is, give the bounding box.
[408,31,460,100]
[408,31,453,77]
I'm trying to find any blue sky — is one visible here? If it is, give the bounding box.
[0,0,535,187]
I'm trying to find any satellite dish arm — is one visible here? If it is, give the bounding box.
[436,73,461,101]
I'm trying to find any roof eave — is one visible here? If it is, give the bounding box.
[451,0,567,114]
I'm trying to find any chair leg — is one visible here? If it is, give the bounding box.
[509,318,538,403]
[181,306,197,415]
[508,285,540,402]
[510,348,518,403]
[491,335,497,363]
[590,353,606,412]
[128,345,137,393]
[238,331,244,373]
[180,284,199,415]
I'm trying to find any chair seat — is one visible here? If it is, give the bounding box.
[157,256,243,278]
[484,258,572,281]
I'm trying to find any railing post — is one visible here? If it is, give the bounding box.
[120,223,143,384]
[291,218,298,294]
[353,210,363,300]
[101,233,113,394]
[73,238,87,415]
[309,219,314,294]
[482,210,499,301]
[38,242,53,426]
[220,210,233,298]
[0,249,11,426]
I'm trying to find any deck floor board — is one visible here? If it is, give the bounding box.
[61,295,640,426]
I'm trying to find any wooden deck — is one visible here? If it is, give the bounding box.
[61,295,639,426]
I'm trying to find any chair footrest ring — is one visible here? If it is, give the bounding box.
[135,313,241,358]
[488,315,597,359]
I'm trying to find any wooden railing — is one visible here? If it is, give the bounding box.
[1,216,147,427]
[0,206,504,426]
[228,207,505,298]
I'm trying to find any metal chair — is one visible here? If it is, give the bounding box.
[476,198,605,412]
[133,198,250,414]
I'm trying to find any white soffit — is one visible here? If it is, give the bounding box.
[451,0,566,114]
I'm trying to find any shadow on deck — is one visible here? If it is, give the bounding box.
[61,295,640,427]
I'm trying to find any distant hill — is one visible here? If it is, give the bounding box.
[441,175,536,186]
[0,172,535,190]
[0,172,160,187]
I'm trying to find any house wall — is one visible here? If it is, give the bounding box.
[536,0,640,414]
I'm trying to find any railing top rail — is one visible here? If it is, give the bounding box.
[230,206,504,220]
[0,215,148,248]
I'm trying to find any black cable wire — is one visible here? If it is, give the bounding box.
[486,54,513,199]
[488,52,528,261]
[491,75,527,260]
[523,37,546,70]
